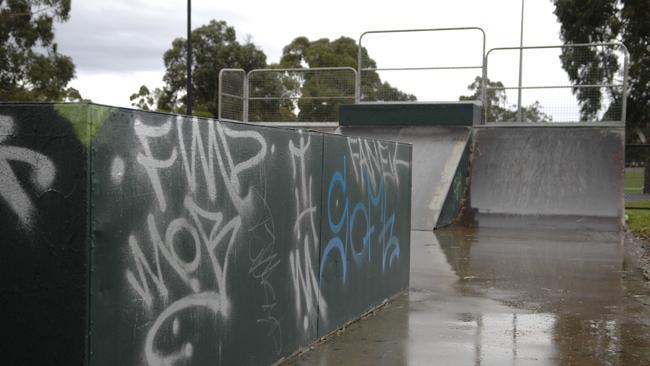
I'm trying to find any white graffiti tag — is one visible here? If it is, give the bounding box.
[134,117,178,212]
[127,116,270,365]
[176,116,267,217]
[346,137,409,191]
[0,115,55,229]
[288,133,327,331]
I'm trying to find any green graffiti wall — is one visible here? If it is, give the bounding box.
[0,103,411,365]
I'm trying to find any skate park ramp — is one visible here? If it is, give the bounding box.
[338,102,480,230]
[469,126,625,229]
[338,126,470,230]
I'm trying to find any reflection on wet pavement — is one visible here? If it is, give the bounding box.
[286,226,650,365]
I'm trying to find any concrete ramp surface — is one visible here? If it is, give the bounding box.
[470,126,624,225]
[339,126,470,230]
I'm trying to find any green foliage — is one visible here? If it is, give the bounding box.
[137,24,416,121]
[625,169,644,193]
[626,203,650,240]
[247,65,298,122]
[460,76,552,122]
[278,36,415,121]
[135,20,267,116]
[0,0,82,102]
[552,0,650,136]
[129,85,158,111]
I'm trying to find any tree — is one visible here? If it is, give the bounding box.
[129,85,159,111]
[133,20,267,117]
[0,0,82,102]
[552,0,649,136]
[279,36,416,121]
[460,76,552,122]
[137,28,416,121]
[246,65,298,122]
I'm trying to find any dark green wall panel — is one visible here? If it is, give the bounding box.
[0,103,412,365]
[318,134,412,336]
[90,110,325,365]
[340,102,481,127]
[0,104,89,365]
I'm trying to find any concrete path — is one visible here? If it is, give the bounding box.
[284,224,650,365]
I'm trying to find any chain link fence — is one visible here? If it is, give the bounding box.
[483,43,629,124]
[218,68,246,122]
[247,67,356,123]
[625,145,650,205]
[357,27,486,103]
[217,31,629,127]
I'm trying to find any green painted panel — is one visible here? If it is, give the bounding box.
[89,110,325,365]
[0,103,413,365]
[318,134,412,336]
[437,136,471,228]
[54,103,114,146]
[0,104,89,365]
[339,102,481,127]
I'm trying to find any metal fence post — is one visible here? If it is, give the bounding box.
[243,73,249,123]
[356,36,362,103]
[516,0,525,123]
[480,31,487,125]
[621,46,629,126]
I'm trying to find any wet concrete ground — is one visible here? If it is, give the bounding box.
[285,224,650,365]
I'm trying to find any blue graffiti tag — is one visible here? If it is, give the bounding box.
[320,156,400,284]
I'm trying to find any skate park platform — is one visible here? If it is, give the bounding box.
[287,225,650,365]
[339,102,479,230]
[338,125,470,230]
[339,102,625,232]
[289,117,638,366]
[283,103,650,366]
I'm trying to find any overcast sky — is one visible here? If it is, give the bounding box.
[55,0,565,110]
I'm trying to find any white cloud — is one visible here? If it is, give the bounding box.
[55,0,565,108]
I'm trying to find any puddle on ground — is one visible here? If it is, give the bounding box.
[285,225,650,366]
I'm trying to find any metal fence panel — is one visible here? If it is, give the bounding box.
[218,68,246,122]
[483,43,629,124]
[247,67,357,123]
[357,27,486,103]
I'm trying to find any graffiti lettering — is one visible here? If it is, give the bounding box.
[128,116,279,364]
[321,140,404,284]
[134,118,178,212]
[346,137,409,190]
[0,115,55,229]
[289,133,328,330]
[248,190,283,353]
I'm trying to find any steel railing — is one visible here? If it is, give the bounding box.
[247,67,357,124]
[217,30,629,127]
[357,27,486,103]
[483,43,629,124]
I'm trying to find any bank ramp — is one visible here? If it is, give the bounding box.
[338,102,481,230]
[469,126,625,229]
[339,126,470,230]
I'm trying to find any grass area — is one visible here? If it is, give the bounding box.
[625,169,644,193]
[626,200,650,240]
